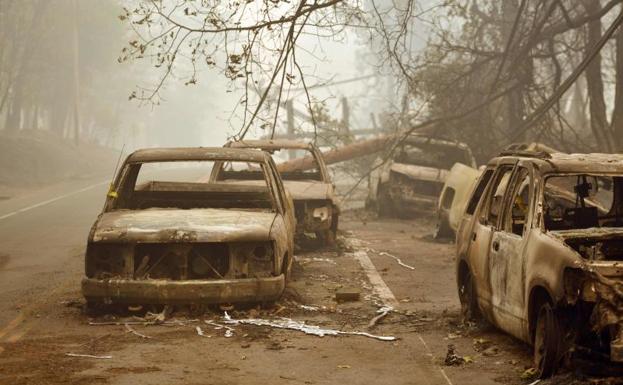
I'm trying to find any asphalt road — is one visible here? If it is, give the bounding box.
[0,176,109,327]
[0,178,535,385]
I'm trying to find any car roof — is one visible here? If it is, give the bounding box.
[227,139,313,151]
[125,147,268,163]
[491,152,623,174]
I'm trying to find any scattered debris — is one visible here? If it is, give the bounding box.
[223,313,396,341]
[377,251,415,270]
[65,353,112,359]
[124,323,152,339]
[368,306,393,329]
[299,305,320,311]
[195,326,211,338]
[296,256,338,265]
[446,333,461,340]
[335,288,361,302]
[473,338,493,352]
[337,365,351,369]
[521,368,537,379]
[481,346,499,357]
[444,344,471,366]
[527,380,540,385]
[204,320,235,338]
[273,305,286,315]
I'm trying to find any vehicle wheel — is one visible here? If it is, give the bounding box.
[434,215,454,240]
[534,302,561,378]
[377,185,395,217]
[458,270,481,323]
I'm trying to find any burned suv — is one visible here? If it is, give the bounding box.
[456,150,623,377]
[82,147,295,306]
[218,140,339,245]
[368,135,476,216]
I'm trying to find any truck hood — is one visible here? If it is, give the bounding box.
[390,163,449,183]
[549,228,623,277]
[283,181,333,201]
[549,227,623,242]
[91,208,277,243]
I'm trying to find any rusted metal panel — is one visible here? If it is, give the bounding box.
[82,275,285,305]
[282,181,332,201]
[92,209,276,243]
[126,147,268,163]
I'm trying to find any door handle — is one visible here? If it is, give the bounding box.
[492,240,500,251]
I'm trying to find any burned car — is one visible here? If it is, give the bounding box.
[215,140,339,245]
[435,163,482,239]
[456,150,623,377]
[368,135,476,217]
[82,147,295,306]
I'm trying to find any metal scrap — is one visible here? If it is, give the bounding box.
[124,323,152,339]
[65,353,112,359]
[204,320,235,338]
[223,312,396,341]
[368,306,393,329]
[295,256,337,265]
[195,326,211,338]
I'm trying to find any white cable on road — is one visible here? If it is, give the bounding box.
[377,251,416,270]
[0,181,108,221]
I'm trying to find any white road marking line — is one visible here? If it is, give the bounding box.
[352,250,400,309]
[418,335,454,385]
[0,181,108,221]
[351,239,454,385]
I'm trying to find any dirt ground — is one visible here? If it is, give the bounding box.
[0,210,618,385]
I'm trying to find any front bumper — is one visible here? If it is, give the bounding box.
[82,275,285,305]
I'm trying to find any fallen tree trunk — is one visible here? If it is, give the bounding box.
[278,135,395,172]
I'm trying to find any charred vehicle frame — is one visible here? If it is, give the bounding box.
[368,135,477,217]
[218,139,339,245]
[82,147,296,306]
[456,150,623,377]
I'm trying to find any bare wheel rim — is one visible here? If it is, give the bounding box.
[534,309,547,372]
[533,303,559,378]
[459,273,473,321]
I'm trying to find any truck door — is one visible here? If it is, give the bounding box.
[467,165,515,317]
[488,166,532,338]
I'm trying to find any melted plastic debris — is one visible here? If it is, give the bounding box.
[223,312,396,341]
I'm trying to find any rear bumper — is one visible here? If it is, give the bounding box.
[82,275,285,305]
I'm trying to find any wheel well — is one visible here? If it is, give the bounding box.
[528,286,553,343]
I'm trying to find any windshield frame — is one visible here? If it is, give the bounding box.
[539,171,623,232]
[104,158,278,212]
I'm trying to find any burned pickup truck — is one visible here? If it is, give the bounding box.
[217,140,339,245]
[368,135,476,217]
[82,147,295,306]
[456,150,623,378]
